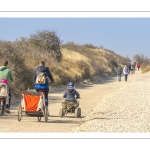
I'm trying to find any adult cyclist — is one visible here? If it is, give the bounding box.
[33,61,55,116]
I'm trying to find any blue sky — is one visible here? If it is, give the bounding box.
[0,18,150,60]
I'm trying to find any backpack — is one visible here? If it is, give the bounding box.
[35,72,46,84]
[125,68,128,73]
[0,83,8,98]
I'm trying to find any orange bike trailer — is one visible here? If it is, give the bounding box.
[17,90,49,123]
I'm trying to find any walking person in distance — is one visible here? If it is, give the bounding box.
[123,65,129,82]
[117,64,123,81]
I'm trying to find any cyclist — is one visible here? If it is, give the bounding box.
[33,61,55,115]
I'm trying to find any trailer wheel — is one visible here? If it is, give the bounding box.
[18,105,22,121]
[44,106,48,123]
[37,117,42,122]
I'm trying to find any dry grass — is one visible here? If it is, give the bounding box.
[141,65,150,73]
[0,31,131,102]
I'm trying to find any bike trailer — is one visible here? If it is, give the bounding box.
[18,90,49,123]
[21,90,45,113]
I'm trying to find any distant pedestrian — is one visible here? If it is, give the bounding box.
[123,65,129,82]
[137,63,140,70]
[132,61,136,74]
[130,64,134,74]
[117,65,123,81]
[127,62,131,74]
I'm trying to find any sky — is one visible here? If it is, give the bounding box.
[0,17,150,60]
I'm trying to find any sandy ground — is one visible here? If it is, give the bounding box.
[0,69,143,132]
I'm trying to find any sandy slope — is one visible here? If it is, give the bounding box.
[0,69,143,132]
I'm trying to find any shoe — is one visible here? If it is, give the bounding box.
[5,108,11,114]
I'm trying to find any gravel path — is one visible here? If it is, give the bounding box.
[71,71,150,132]
[0,69,147,133]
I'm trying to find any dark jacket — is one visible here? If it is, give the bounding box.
[34,66,54,89]
[63,89,80,101]
[117,65,123,75]
[127,64,131,70]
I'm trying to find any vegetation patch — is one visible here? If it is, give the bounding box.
[0,30,131,102]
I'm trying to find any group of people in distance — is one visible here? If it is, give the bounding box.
[117,61,140,82]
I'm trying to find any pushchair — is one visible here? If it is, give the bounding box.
[59,98,81,118]
[17,90,48,123]
[0,82,9,116]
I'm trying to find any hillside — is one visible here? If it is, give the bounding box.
[0,30,130,102]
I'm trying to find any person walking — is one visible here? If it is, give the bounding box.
[117,64,123,81]
[33,61,55,116]
[132,61,136,73]
[0,60,13,113]
[127,62,131,74]
[137,63,140,70]
[130,64,134,74]
[123,65,129,82]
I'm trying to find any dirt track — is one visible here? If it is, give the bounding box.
[0,70,142,132]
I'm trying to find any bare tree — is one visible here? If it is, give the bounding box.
[133,53,148,64]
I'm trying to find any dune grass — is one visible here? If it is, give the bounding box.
[0,31,131,101]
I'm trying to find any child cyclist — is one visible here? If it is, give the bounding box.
[63,82,80,103]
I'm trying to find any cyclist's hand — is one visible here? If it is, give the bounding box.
[76,97,80,99]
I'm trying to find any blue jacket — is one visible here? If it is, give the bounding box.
[63,89,80,101]
[34,66,54,89]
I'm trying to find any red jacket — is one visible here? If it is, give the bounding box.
[137,64,140,68]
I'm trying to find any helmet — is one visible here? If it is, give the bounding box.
[1,78,8,84]
[67,82,74,89]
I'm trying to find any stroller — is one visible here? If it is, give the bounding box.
[0,79,9,116]
[17,90,48,122]
[59,98,81,118]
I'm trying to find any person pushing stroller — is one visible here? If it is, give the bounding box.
[63,82,80,103]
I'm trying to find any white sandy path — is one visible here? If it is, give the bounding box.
[72,70,150,132]
[0,70,143,132]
